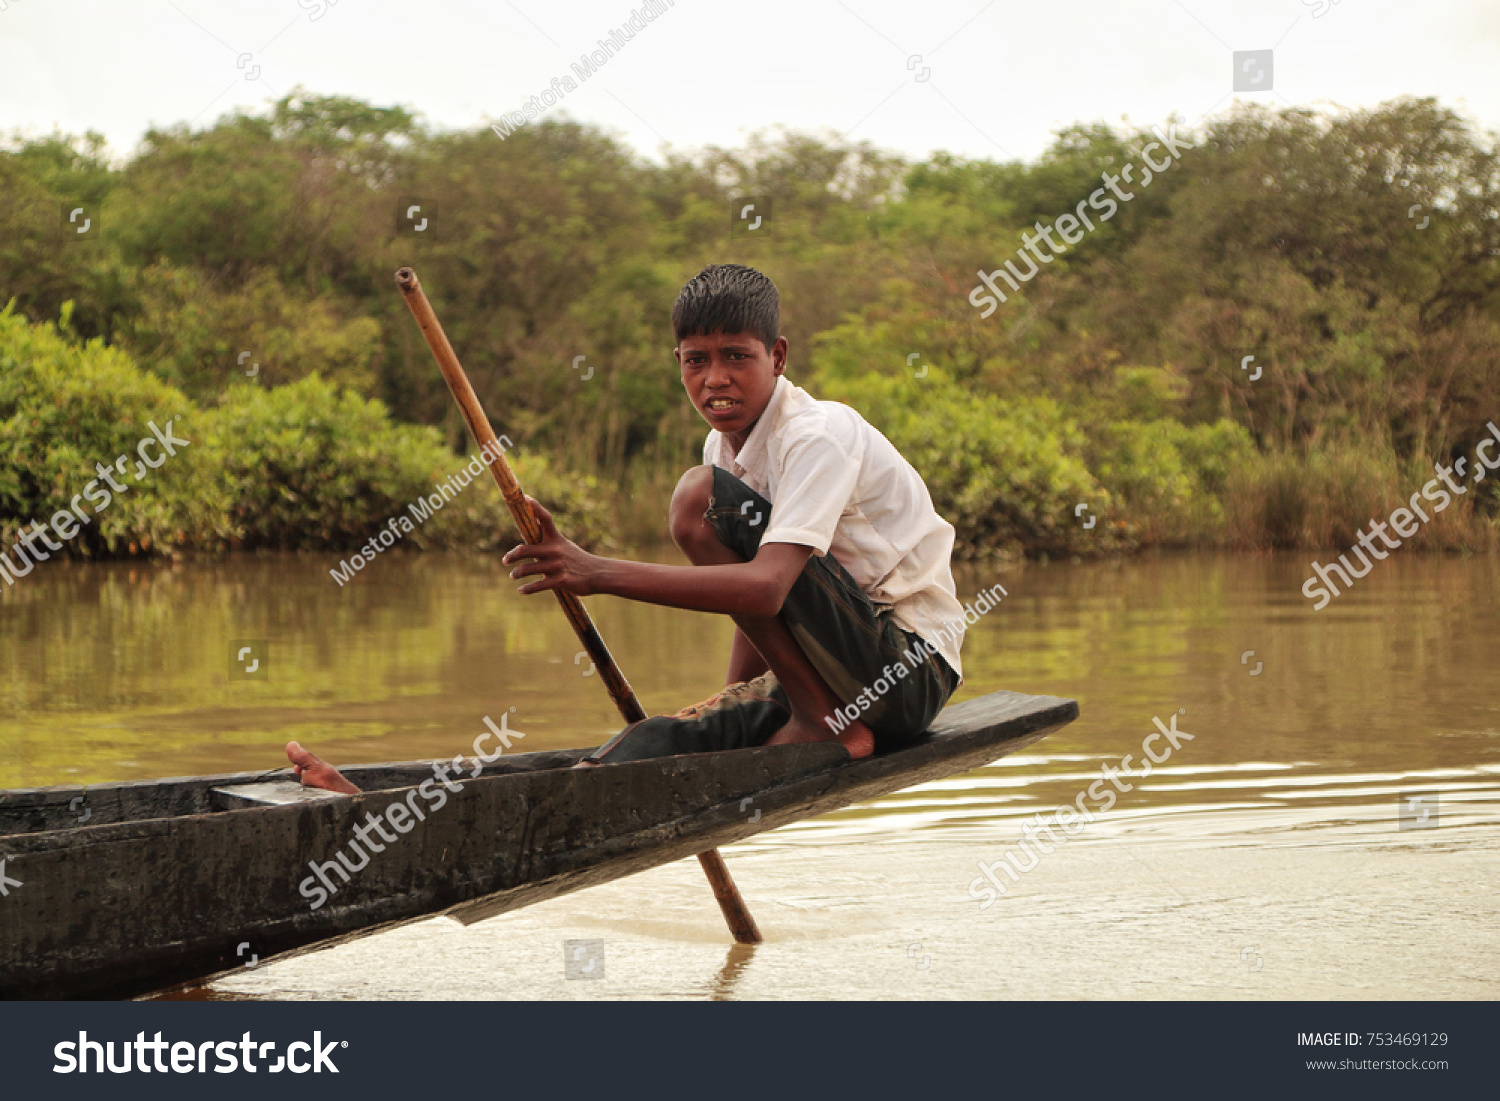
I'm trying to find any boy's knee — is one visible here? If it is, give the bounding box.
[669,465,718,553]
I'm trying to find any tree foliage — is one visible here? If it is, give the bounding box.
[2,91,1496,553]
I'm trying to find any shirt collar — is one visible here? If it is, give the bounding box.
[722,376,789,484]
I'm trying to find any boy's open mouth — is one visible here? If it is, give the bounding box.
[703,397,741,419]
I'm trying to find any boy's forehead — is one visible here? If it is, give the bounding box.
[676,331,768,355]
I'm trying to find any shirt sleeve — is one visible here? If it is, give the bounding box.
[760,432,861,555]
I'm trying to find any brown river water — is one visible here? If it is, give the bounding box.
[2,549,1497,999]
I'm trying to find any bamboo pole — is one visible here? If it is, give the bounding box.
[394,266,762,945]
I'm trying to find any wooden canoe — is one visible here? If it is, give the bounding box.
[0,689,1077,1000]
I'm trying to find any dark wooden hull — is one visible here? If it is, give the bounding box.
[0,690,1077,1000]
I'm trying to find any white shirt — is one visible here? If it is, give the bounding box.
[703,376,966,680]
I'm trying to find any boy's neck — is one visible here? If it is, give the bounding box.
[723,420,756,458]
[722,382,780,457]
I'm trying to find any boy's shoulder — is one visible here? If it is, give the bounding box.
[767,379,868,447]
[773,381,937,490]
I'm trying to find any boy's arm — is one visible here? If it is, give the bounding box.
[502,498,813,619]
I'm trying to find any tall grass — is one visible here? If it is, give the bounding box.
[1225,445,1498,551]
[610,455,684,550]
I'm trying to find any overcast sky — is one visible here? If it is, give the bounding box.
[3,0,1498,164]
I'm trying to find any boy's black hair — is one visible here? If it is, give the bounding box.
[672,264,780,353]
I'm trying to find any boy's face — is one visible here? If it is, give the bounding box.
[675,330,788,442]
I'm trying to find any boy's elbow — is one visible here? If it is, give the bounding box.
[745,590,783,618]
[747,576,791,618]
[735,545,809,618]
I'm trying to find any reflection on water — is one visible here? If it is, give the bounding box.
[709,943,758,1002]
[6,548,1498,999]
[1,548,724,788]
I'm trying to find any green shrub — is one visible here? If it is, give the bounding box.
[0,304,225,556]
[199,376,614,552]
[200,377,459,550]
[0,310,611,558]
[1092,418,1255,544]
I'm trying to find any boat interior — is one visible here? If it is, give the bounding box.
[0,746,594,837]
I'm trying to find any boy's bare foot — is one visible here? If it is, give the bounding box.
[765,715,875,760]
[286,741,362,794]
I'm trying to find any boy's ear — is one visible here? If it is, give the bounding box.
[771,335,788,376]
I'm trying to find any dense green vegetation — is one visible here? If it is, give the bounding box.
[2,91,1497,557]
[0,310,610,557]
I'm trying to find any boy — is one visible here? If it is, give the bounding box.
[504,263,964,764]
[288,264,963,788]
